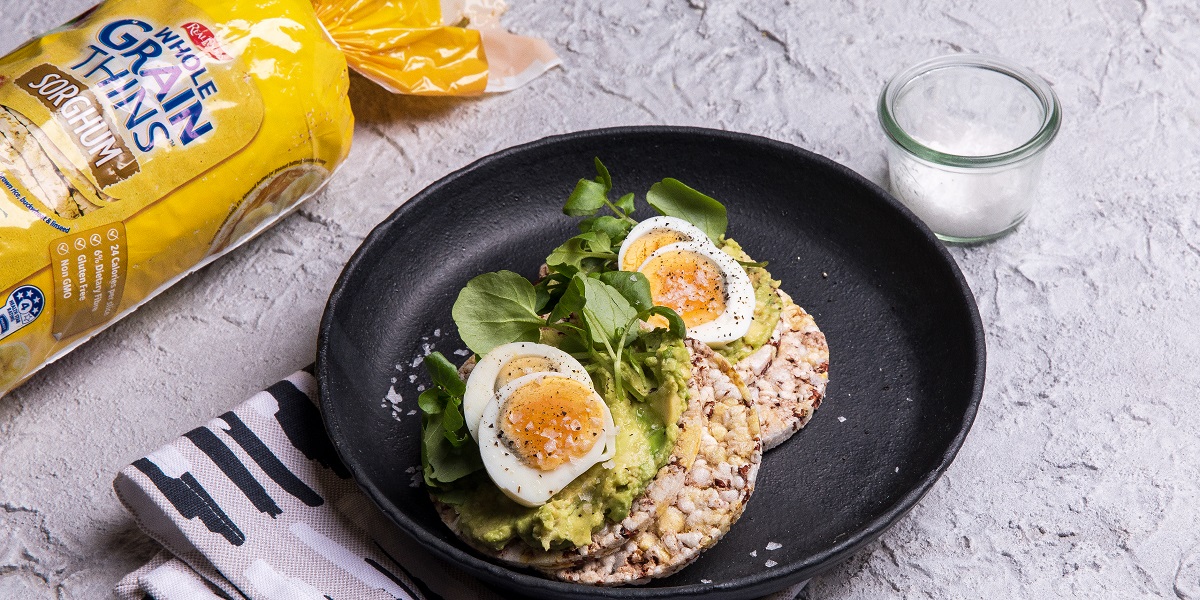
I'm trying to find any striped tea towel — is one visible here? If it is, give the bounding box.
[113,368,807,600]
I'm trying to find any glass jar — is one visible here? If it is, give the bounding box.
[878,54,1061,243]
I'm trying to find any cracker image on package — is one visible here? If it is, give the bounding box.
[0,0,560,396]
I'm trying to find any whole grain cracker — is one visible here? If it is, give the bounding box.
[547,340,762,585]
[436,348,705,568]
[734,289,829,450]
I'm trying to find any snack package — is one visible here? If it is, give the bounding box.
[0,0,560,397]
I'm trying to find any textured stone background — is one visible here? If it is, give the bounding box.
[2,0,1199,598]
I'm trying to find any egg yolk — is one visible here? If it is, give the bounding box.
[499,377,604,471]
[641,250,726,328]
[620,230,690,271]
[496,356,558,389]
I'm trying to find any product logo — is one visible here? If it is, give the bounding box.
[23,16,225,163]
[17,65,141,187]
[0,285,45,341]
[181,22,231,62]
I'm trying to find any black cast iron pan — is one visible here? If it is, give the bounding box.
[317,126,985,599]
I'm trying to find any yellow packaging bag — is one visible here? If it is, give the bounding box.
[0,0,559,396]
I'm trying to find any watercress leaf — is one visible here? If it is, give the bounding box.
[598,271,653,315]
[546,231,615,271]
[593,157,612,192]
[646,178,728,241]
[589,231,613,252]
[557,331,591,355]
[564,178,608,217]
[549,263,580,279]
[422,412,483,486]
[541,271,576,314]
[420,420,435,486]
[534,281,551,315]
[620,362,650,401]
[445,445,484,480]
[579,276,638,345]
[418,389,443,415]
[548,274,587,324]
[582,215,633,244]
[424,352,465,397]
[646,305,687,339]
[428,484,476,504]
[621,319,643,348]
[615,192,635,216]
[442,399,467,446]
[451,271,543,355]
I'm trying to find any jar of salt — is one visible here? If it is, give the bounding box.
[878,55,1061,243]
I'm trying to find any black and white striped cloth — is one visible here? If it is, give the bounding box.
[113,369,806,600]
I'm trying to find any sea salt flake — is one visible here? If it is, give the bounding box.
[895,467,900,473]
[766,542,782,551]
[386,386,403,405]
[390,377,397,384]
[701,579,712,584]
[837,416,846,423]
[750,550,757,557]
[407,410,417,416]
[453,348,471,356]
[765,559,778,568]
[416,384,426,392]
[410,355,423,368]
[409,374,418,383]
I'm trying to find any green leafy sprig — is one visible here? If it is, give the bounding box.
[537,158,730,313]
[451,269,684,403]
[418,352,483,487]
[549,158,729,274]
[645,178,727,242]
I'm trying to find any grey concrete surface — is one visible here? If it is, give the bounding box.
[2,0,1199,598]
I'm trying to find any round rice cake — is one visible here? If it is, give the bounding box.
[435,351,706,569]
[734,289,829,451]
[546,340,762,585]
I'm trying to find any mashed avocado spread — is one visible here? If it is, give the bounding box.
[717,238,783,363]
[440,338,690,551]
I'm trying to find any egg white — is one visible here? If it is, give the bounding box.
[463,342,593,440]
[477,372,618,507]
[637,240,756,346]
[616,216,710,271]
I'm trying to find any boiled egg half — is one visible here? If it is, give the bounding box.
[463,342,592,440]
[476,372,618,507]
[617,216,710,272]
[621,227,756,345]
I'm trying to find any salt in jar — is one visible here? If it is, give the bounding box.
[878,55,1061,243]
